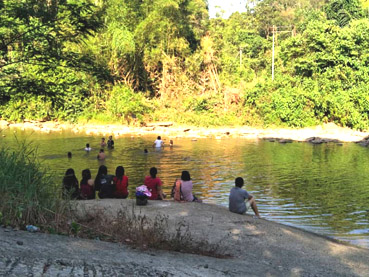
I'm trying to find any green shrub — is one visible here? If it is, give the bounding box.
[106,85,152,123]
[0,141,64,228]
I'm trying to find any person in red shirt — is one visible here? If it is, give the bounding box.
[80,169,95,200]
[144,167,166,200]
[113,166,129,199]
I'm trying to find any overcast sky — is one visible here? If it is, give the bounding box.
[208,0,247,18]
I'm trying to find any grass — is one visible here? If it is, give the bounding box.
[74,204,231,258]
[0,140,70,230]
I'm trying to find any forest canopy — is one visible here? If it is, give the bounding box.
[1,0,369,129]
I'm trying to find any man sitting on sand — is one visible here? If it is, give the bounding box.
[229,177,260,218]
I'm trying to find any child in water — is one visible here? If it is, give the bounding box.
[85,143,92,151]
[101,138,106,147]
[97,149,106,160]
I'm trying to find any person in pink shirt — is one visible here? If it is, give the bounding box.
[176,171,202,202]
[144,167,166,200]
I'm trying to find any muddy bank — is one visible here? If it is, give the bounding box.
[1,119,369,143]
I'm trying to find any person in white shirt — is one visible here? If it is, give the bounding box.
[153,136,164,148]
[84,143,92,151]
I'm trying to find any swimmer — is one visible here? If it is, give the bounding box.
[101,138,106,147]
[144,148,148,153]
[97,149,106,160]
[85,143,92,151]
[67,152,72,158]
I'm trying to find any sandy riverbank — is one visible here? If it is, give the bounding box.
[1,119,369,143]
[2,199,369,276]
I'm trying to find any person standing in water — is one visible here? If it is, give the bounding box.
[100,138,106,147]
[107,136,114,149]
[97,149,106,160]
[229,177,260,218]
[153,136,164,148]
[85,143,92,151]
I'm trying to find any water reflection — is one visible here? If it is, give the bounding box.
[1,128,369,248]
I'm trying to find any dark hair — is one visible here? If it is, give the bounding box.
[65,168,75,176]
[67,152,72,158]
[95,165,108,190]
[149,167,157,178]
[181,171,191,181]
[102,138,105,140]
[115,166,125,180]
[86,143,90,147]
[81,169,91,185]
[144,149,148,153]
[100,149,104,153]
[157,136,161,140]
[63,168,78,195]
[235,177,244,188]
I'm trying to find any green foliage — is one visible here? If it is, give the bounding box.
[106,85,152,123]
[2,0,369,130]
[0,141,62,227]
[325,0,364,27]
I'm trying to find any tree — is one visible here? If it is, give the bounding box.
[0,0,103,100]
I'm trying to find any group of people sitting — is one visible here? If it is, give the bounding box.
[62,166,203,203]
[63,166,260,217]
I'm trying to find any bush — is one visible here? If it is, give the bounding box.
[0,141,65,228]
[106,85,152,124]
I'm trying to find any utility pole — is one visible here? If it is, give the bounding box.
[272,25,275,81]
[270,25,295,81]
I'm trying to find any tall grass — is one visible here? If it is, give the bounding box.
[0,140,66,228]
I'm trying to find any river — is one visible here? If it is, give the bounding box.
[2,128,369,248]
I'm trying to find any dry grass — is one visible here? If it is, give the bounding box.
[72,204,231,258]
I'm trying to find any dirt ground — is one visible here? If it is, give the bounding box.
[2,199,369,276]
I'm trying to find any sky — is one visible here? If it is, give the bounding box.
[208,0,247,18]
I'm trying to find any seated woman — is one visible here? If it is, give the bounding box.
[113,166,129,199]
[144,167,166,200]
[173,171,202,202]
[94,165,114,198]
[62,168,79,199]
[80,169,95,200]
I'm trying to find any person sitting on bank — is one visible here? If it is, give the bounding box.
[80,169,95,200]
[94,165,114,198]
[172,171,202,202]
[144,167,166,200]
[107,135,114,149]
[62,168,79,199]
[101,137,106,147]
[113,166,129,199]
[85,143,92,151]
[153,136,164,148]
[97,149,105,160]
[229,177,260,218]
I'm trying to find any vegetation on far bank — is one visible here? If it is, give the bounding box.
[1,0,369,129]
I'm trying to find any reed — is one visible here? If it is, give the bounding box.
[0,140,67,229]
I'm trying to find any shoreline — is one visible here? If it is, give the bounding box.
[2,200,369,276]
[1,119,369,143]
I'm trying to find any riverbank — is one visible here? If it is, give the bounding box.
[2,199,369,276]
[1,119,369,143]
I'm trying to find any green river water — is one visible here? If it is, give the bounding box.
[2,128,369,248]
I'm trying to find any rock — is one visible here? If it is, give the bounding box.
[16,241,23,245]
[279,139,293,144]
